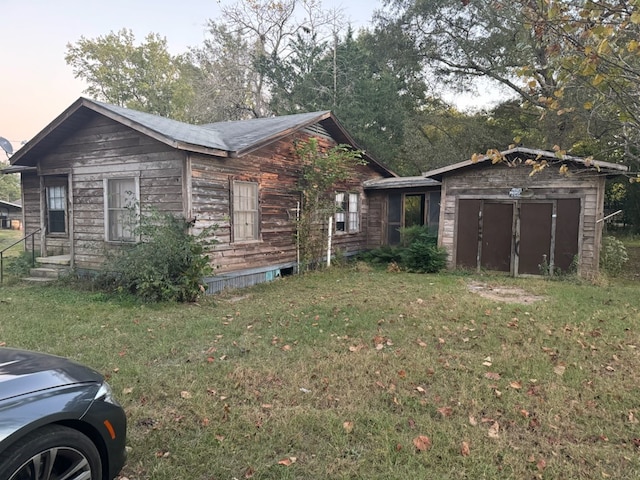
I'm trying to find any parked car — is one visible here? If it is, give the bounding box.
[0,347,127,480]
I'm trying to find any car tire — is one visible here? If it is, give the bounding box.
[0,424,103,480]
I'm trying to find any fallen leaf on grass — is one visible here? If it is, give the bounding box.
[122,387,133,395]
[461,441,470,457]
[554,365,566,376]
[488,422,500,439]
[437,406,453,417]
[485,372,501,380]
[281,345,292,351]
[349,344,366,352]
[278,457,297,466]
[413,435,432,452]
[244,466,255,478]
[180,391,192,399]
[509,381,522,389]
[343,421,354,433]
[156,450,170,458]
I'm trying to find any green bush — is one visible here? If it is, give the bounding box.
[98,210,216,302]
[600,235,629,276]
[360,225,447,273]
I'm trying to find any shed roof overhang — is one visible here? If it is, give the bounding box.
[364,176,440,190]
[423,147,629,181]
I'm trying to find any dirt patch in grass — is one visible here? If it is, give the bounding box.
[467,281,545,304]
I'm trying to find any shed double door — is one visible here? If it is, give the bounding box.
[456,199,580,275]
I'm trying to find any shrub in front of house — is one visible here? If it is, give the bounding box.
[359,225,447,273]
[98,210,215,302]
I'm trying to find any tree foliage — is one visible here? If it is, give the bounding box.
[0,166,20,202]
[65,29,195,121]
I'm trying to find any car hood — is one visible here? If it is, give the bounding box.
[0,348,103,402]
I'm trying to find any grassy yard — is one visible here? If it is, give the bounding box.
[1,264,639,479]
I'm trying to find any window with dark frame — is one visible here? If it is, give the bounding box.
[46,185,66,234]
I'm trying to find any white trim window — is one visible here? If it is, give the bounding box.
[335,192,360,233]
[104,177,139,242]
[46,185,67,234]
[232,181,259,242]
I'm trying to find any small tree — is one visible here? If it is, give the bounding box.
[99,210,216,302]
[294,137,365,270]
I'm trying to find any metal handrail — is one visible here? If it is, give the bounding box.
[0,229,41,284]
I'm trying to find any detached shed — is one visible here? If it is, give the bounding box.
[425,147,628,277]
[0,200,22,230]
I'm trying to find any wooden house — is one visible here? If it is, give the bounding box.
[423,147,628,277]
[5,98,394,291]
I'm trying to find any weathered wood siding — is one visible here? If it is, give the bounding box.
[190,131,385,274]
[25,113,186,268]
[438,163,605,276]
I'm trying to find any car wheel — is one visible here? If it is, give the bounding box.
[0,425,102,480]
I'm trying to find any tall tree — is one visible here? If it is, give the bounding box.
[65,29,194,121]
[265,27,429,173]
[190,0,337,121]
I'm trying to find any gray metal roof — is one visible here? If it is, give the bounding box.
[9,98,394,176]
[364,176,440,190]
[423,147,628,181]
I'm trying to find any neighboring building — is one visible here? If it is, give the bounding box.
[5,98,395,291]
[423,147,628,277]
[0,200,22,230]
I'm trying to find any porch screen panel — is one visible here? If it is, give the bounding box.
[387,193,402,245]
[107,178,137,242]
[233,181,259,241]
[47,185,66,233]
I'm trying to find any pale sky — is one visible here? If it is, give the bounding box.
[0,0,382,153]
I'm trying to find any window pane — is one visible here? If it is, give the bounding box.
[107,178,138,242]
[47,185,66,233]
[348,193,359,232]
[233,181,258,241]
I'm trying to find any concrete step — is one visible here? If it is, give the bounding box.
[29,267,61,279]
[22,276,58,284]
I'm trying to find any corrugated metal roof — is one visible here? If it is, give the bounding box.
[364,176,440,190]
[423,147,628,181]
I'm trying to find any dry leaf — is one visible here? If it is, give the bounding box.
[278,457,297,466]
[461,441,470,457]
[554,365,566,376]
[485,372,501,380]
[413,435,432,452]
[180,391,192,399]
[537,458,547,471]
[343,421,354,433]
[281,345,292,351]
[488,422,500,438]
[509,381,522,389]
[437,406,453,417]
[417,339,428,347]
[469,415,478,426]
[122,387,133,395]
